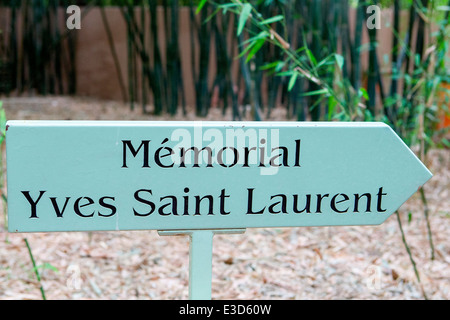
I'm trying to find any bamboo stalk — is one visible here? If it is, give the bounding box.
[339,0,350,80]
[223,12,240,120]
[386,0,401,126]
[166,0,181,115]
[249,3,263,119]
[100,5,128,103]
[419,187,435,260]
[395,211,428,300]
[285,0,297,118]
[309,0,322,121]
[266,23,282,116]
[140,3,148,113]
[24,238,46,300]
[126,9,136,111]
[415,0,429,60]
[190,1,212,116]
[66,0,77,95]
[51,0,63,94]
[199,5,212,117]
[149,0,166,115]
[3,0,85,95]
[294,0,306,121]
[403,3,416,94]
[390,0,400,99]
[10,0,18,92]
[212,11,229,114]
[22,0,31,93]
[364,2,378,116]
[351,3,364,91]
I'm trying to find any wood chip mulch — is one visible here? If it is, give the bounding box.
[0,96,448,300]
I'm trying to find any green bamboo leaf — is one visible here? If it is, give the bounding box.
[238,31,269,62]
[422,132,435,147]
[359,88,369,100]
[246,38,265,63]
[309,94,327,112]
[414,53,421,67]
[260,15,284,25]
[219,3,240,12]
[306,49,317,67]
[260,61,286,73]
[315,56,334,69]
[441,138,450,148]
[288,72,299,92]
[334,54,344,70]
[237,39,258,59]
[0,102,5,145]
[300,88,329,97]
[196,0,208,14]
[204,7,221,23]
[241,31,269,45]
[260,61,280,71]
[276,70,294,77]
[36,263,59,273]
[327,96,337,121]
[237,3,252,36]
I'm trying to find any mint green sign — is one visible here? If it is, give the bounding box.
[6,121,432,233]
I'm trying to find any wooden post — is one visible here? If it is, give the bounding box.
[158,229,246,300]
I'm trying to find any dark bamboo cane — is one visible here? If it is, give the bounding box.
[149,0,165,115]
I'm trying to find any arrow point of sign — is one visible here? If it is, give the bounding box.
[375,124,433,224]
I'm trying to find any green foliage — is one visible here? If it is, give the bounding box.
[205,1,449,293]
[24,238,47,300]
[0,101,5,146]
[207,0,449,149]
[2,0,448,139]
[211,0,371,121]
[237,3,252,36]
[0,101,6,230]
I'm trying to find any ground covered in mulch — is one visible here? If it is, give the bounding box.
[0,96,448,300]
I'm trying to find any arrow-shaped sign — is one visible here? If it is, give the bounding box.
[6,121,432,232]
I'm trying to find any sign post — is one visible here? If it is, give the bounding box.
[6,120,432,299]
[158,229,245,300]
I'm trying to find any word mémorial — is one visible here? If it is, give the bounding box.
[121,138,302,169]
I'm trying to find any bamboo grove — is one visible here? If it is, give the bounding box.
[0,0,449,131]
[0,1,448,300]
[0,0,78,95]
